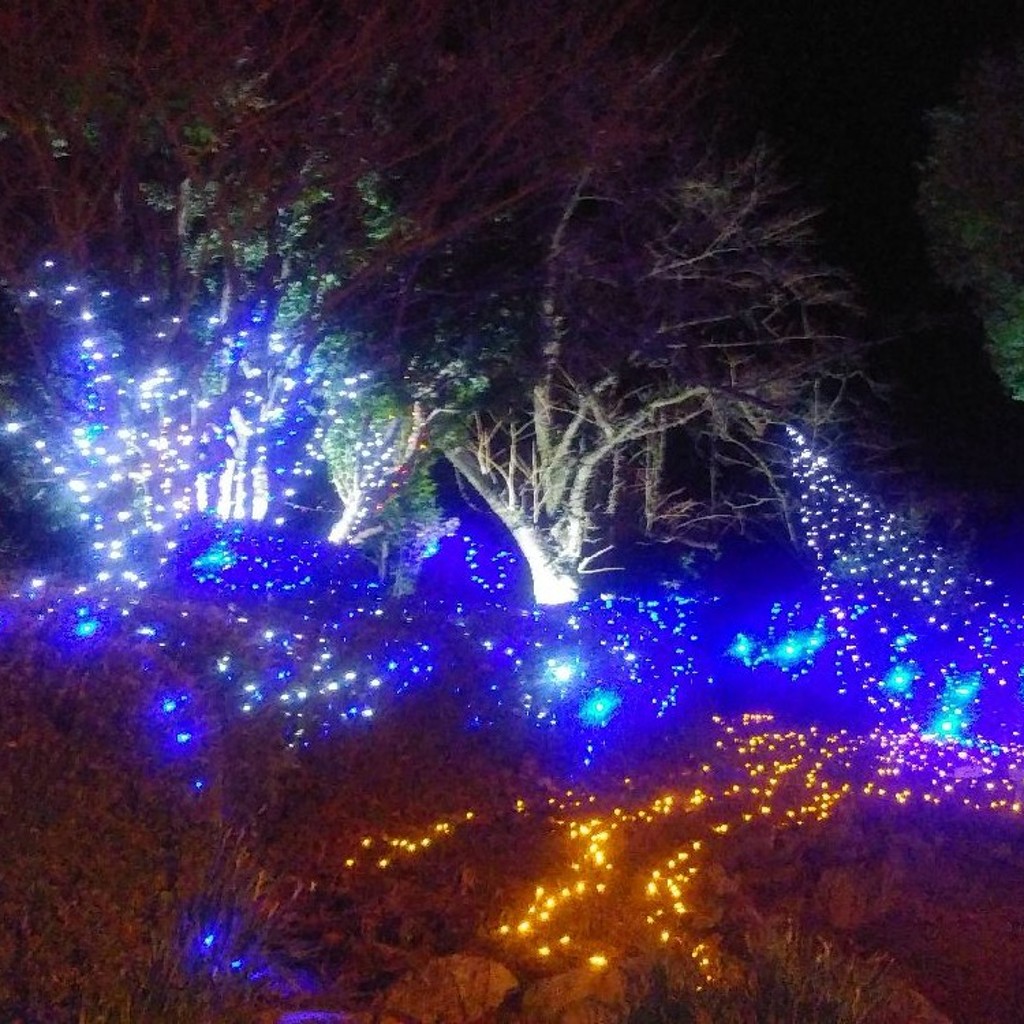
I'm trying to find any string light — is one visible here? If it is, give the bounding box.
[730,428,1024,748]
[6,269,1024,992]
[13,265,423,586]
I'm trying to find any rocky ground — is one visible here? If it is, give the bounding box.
[244,710,1024,1024]
[5,627,1023,1024]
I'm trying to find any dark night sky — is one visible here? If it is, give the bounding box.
[718,1,1022,303]
[702,2,1024,520]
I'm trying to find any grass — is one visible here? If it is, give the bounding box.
[627,926,894,1024]
[0,592,544,1021]
[0,577,1020,1022]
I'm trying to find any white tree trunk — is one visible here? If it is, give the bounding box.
[446,448,580,605]
[328,496,363,545]
[511,522,580,605]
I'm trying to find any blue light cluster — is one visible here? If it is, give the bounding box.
[729,429,1024,744]
[5,424,1024,773]
[10,265,1024,759]
[881,662,918,696]
[7,268,1024,771]
[73,606,103,638]
[6,403,1024,787]
[930,671,982,740]
[728,608,827,670]
[10,265,428,588]
[0,528,716,777]
[578,688,623,728]
[176,523,382,602]
[182,908,304,999]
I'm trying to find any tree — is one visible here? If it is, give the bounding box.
[0,3,868,605]
[443,146,858,603]
[0,0,723,588]
[919,43,1024,398]
[0,6,703,400]
[0,0,707,318]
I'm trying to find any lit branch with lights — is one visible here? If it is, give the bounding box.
[7,265,441,586]
[729,427,1024,745]
[10,266,324,579]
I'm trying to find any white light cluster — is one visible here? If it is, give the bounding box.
[785,427,1023,740]
[14,267,423,581]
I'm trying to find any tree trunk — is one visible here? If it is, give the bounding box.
[510,523,580,605]
[446,448,579,605]
[328,494,363,545]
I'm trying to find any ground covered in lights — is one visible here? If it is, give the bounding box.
[6,520,1024,1023]
[9,435,1024,1020]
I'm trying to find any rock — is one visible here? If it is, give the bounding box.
[379,954,518,1024]
[555,997,623,1024]
[520,964,628,1023]
[871,978,954,1024]
[255,1011,369,1024]
[816,865,882,931]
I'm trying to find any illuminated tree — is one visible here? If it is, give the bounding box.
[6,259,470,591]
[6,268,322,580]
[919,43,1024,398]
[0,0,721,583]
[445,147,858,604]
[0,1,872,612]
[730,424,1024,744]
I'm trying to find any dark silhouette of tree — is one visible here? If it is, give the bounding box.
[919,43,1024,398]
[442,144,858,602]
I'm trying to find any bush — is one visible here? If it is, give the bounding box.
[0,623,296,1023]
[628,923,894,1024]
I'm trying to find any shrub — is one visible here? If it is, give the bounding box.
[0,625,294,1023]
[627,923,894,1024]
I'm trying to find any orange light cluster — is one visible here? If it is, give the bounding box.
[332,714,1024,976]
[340,812,476,871]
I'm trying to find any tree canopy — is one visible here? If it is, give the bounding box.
[919,43,1024,398]
[0,0,865,601]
